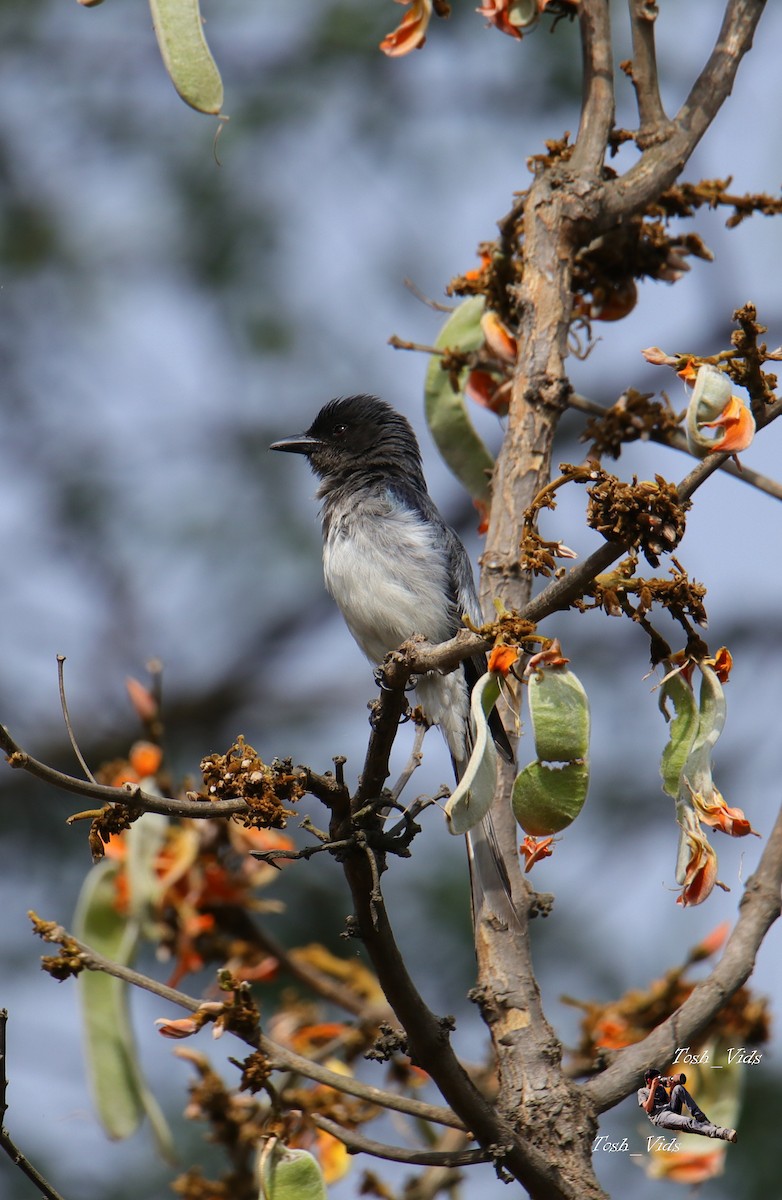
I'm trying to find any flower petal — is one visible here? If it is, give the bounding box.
[380,0,432,56]
[156,1017,200,1039]
[488,644,519,676]
[701,395,756,453]
[519,834,554,871]
[465,369,511,415]
[480,310,517,362]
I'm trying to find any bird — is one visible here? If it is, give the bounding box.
[270,394,516,926]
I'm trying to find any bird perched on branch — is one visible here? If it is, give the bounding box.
[270,394,516,924]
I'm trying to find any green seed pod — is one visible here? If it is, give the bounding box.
[259,1145,327,1200]
[659,668,699,798]
[512,760,589,836]
[528,664,590,762]
[149,0,224,114]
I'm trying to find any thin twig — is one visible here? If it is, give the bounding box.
[310,1113,490,1167]
[57,655,97,785]
[585,794,782,1113]
[388,335,445,355]
[568,391,782,502]
[403,277,455,313]
[0,727,246,817]
[0,1011,67,1200]
[31,922,466,1133]
[390,721,427,802]
[570,0,615,175]
[627,0,669,142]
[524,393,782,624]
[603,0,768,222]
[249,924,392,1024]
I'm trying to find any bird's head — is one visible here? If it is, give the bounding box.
[270,394,423,484]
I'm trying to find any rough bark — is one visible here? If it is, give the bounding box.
[472,3,771,1196]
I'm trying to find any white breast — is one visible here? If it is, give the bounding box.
[322,491,471,766]
[323,495,454,665]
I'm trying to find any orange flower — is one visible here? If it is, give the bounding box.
[480,310,517,362]
[129,740,163,779]
[700,394,756,453]
[677,358,698,384]
[692,789,758,838]
[477,0,533,39]
[691,921,730,961]
[105,762,141,787]
[712,646,733,683]
[525,639,569,672]
[473,497,490,535]
[593,1014,634,1050]
[463,251,492,282]
[647,1147,725,1184]
[677,831,718,907]
[488,644,519,677]
[125,675,158,723]
[156,1016,200,1039]
[103,832,128,861]
[520,834,554,871]
[380,0,432,56]
[464,369,512,415]
[313,1130,350,1185]
[229,956,279,985]
[290,1023,351,1053]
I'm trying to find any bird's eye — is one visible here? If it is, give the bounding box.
[332,423,348,437]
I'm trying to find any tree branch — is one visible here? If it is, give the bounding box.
[0,726,246,817]
[31,921,467,1133]
[333,838,576,1196]
[310,1113,490,1167]
[569,391,782,502]
[602,0,767,222]
[570,0,615,175]
[584,795,782,1113]
[249,923,392,1024]
[627,0,669,142]
[0,1010,67,1200]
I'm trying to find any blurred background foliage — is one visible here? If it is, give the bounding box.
[1,2,781,1197]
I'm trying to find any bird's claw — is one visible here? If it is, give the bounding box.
[373,665,418,694]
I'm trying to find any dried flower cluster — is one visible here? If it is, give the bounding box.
[581,389,682,459]
[199,737,305,829]
[584,470,690,567]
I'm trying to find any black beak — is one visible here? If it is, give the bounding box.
[269,433,321,455]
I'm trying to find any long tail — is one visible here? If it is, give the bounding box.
[466,815,520,931]
[453,744,521,932]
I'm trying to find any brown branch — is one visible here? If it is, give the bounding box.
[524,392,782,623]
[250,923,392,1024]
[0,1129,67,1200]
[310,1113,490,1167]
[570,0,615,175]
[568,391,782,502]
[329,706,579,1195]
[338,391,782,706]
[32,921,467,1133]
[627,0,669,142]
[0,1010,67,1200]
[7,388,781,837]
[0,726,245,816]
[584,795,782,1113]
[332,838,576,1195]
[603,0,767,222]
[0,724,341,823]
[398,1126,478,1200]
